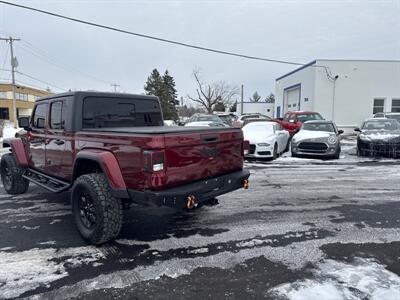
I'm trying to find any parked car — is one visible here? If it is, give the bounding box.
[233,114,272,128]
[373,112,400,123]
[164,120,178,126]
[185,114,228,127]
[1,91,250,245]
[355,118,400,158]
[291,120,343,159]
[213,113,237,126]
[242,121,290,160]
[275,111,324,136]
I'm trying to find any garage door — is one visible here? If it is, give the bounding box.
[285,87,300,112]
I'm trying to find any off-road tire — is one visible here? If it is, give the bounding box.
[0,153,29,194]
[72,173,123,245]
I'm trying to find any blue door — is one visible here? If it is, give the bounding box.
[276,106,281,118]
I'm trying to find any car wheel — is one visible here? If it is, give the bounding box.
[272,143,278,160]
[72,173,123,245]
[0,153,29,195]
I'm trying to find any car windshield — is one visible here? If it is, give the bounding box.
[302,122,335,132]
[362,119,400,130]
[193,115,223,123]
[297,113,323,122]
[244,122,274,133]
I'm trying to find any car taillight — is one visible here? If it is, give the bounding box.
[243,140,250,155]
[143,150,165,172]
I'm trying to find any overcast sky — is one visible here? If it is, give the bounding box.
[0,0,399,104]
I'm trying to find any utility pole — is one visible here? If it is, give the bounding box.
[240,84,244,115]
[0,36,20,128]
[111,83,120,92]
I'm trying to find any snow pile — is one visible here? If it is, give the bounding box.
[0,121,22,140]
[293,130,332,142]
[271,258,400,300]
[361,131,400,142]
[0,246,106,298]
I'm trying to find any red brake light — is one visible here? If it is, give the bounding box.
[143,150,165,173]
[243,140,250,155]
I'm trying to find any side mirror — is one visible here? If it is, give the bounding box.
[18,117,31,130]
[354,128,361,132]
[338,129,344,135]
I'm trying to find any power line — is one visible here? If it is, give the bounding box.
[17,40,113,85]
[0,67,66,91]
[16,70,67,91]
[0,1,304,66]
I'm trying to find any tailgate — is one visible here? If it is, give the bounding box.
[162,128,244,189]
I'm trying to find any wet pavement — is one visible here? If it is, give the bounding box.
[1,137,400,299]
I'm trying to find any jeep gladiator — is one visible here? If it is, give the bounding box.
[1,92,250,245]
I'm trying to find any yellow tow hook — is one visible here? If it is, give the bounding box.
[243,179,250,189]
[186,195,197,209]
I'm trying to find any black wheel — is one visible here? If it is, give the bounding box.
[272,143,278,160]
[72,173,123,245]
[0,153,29,195]
[333,149,341,159]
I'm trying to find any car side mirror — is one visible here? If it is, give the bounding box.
[18,117,31,130]
[354,128,361,132]
[338,129,344,135]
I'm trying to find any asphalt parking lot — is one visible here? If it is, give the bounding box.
[1,137,400,299]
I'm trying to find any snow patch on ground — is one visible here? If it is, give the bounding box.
[22,225,40,230]
[187,247,209,254]
[49,219,62,225]
[271,258,400,300]
[0,246,106,298]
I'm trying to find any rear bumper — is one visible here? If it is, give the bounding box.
[127,169,250,209]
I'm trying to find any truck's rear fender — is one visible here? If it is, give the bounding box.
[2,138,29,167]
[73,149,129,198]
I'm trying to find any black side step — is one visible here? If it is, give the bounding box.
[23,168,70,193]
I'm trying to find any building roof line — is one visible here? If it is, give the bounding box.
[275,59,400,81]
[275,60,316,81]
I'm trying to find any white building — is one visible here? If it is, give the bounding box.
[236,101,275,117]
[275,59,400,130]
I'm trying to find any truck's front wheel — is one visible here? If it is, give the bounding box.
[72,173,123,245]
[0,153,29,195]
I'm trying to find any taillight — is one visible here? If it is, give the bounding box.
[143,150,165,173]
[243,140,250,155]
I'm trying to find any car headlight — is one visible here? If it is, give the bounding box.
[327,136,338,144]
[257,143,270,147]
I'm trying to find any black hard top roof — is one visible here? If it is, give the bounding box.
[35,91,158,102]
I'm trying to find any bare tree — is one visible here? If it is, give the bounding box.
[187,69,240,113]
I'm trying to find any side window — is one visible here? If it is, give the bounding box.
[289,114,296,122]
[50,101,65,129]
[32,104,47,128]
[283,113,289,121]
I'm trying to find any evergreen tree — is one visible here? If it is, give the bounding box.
[249,91,261,102]
[265,93,275,103]
[144,69,178,120]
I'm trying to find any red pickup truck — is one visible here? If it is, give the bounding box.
[275,111,324,136]
[1,92,250,245]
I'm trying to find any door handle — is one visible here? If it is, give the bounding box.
[54,139,65,145]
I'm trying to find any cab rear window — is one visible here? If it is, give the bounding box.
[82,97,163,128]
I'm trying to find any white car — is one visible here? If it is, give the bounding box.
[185,115,228,127]
[242,121,290,160]
[164,120,178,126]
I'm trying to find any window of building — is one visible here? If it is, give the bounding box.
[0,91,7,99]
[391,99,400,112]
[50,101,65,129]
[16,92,28,101]
[0,108,9,120]
[373,98,385,114]
[32,103,47,128]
